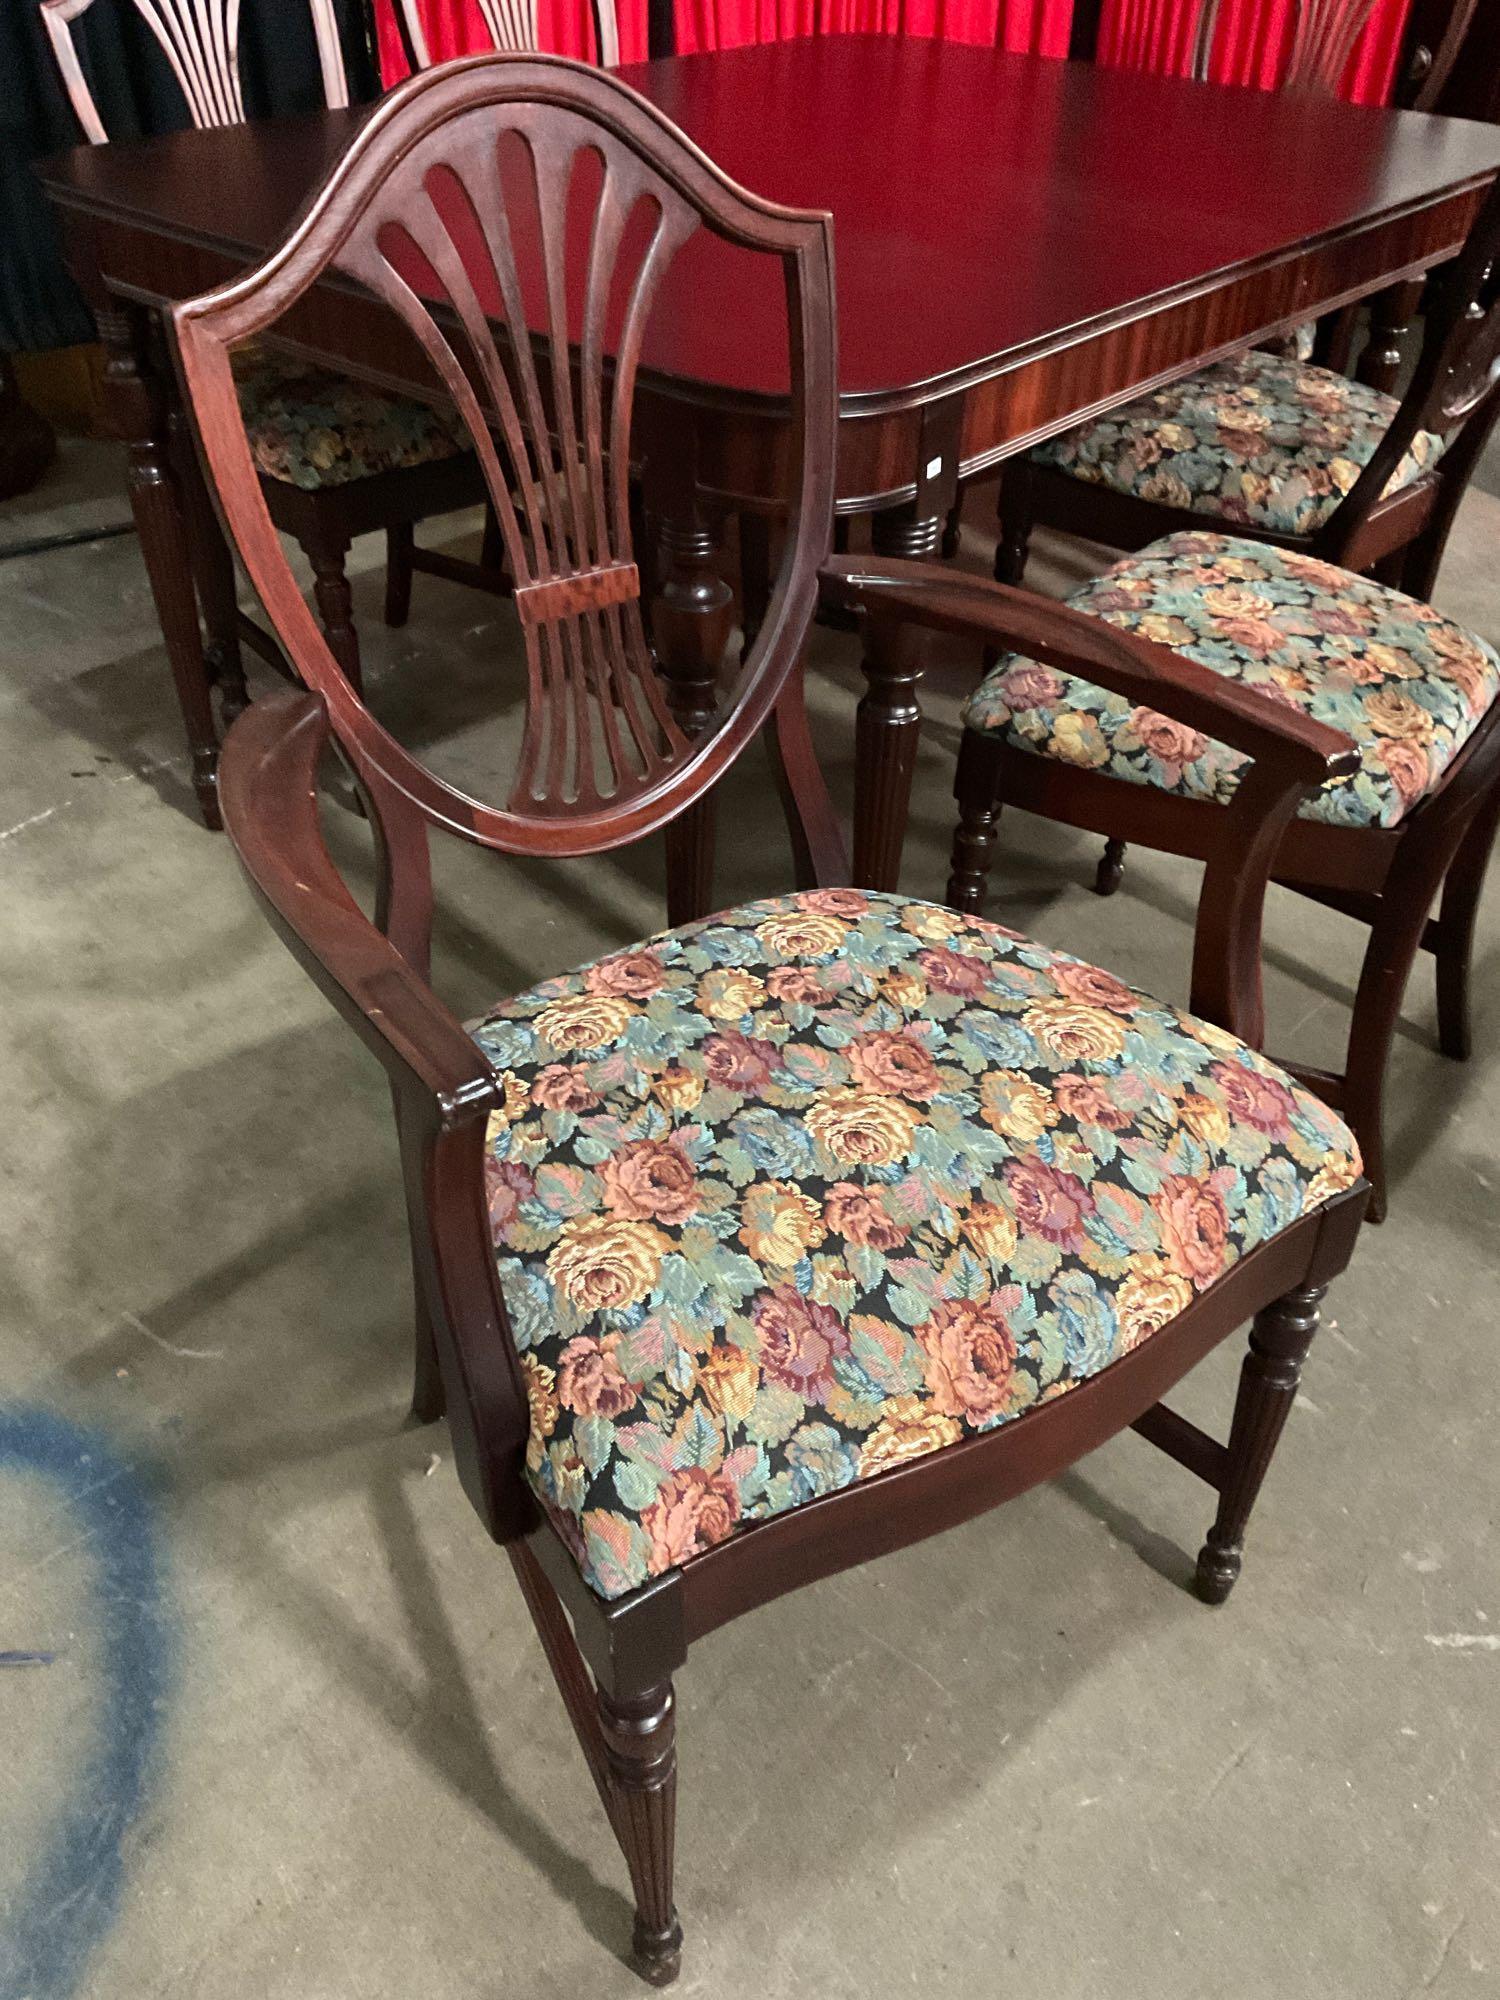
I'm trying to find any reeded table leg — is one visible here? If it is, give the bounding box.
[654,502,732,927]
[100,300,221,829]
[852,501,942,893]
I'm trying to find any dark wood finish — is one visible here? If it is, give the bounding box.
[982,179,1500,1217]
[194,65,1373,1958]
[38,38,1500,836]
[999,163,1500,602]
[1196,1284,1324,1603]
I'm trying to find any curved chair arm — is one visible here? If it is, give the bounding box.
[820,554,1362,1049]
[219,690,534,1544]
[820,555,1358,788]
[219,690,497,1117]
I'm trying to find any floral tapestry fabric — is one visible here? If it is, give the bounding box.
[470,891,1362,1601]
[966,532,1500,831]
[1032,346,1446,537]
[232,350,468,491]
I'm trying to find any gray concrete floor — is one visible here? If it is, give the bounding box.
[2,441,1498,2000]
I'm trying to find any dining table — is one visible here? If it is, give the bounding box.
[37,33,1500,885]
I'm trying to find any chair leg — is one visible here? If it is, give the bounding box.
[598,1681,683,1988]
[1095,836,1127,897]
[994,462,1035,589]
[1196,1283,1324,1605]
[940,497,963,560]
[947,733,1002,913]
[1434,789,1500,1063]
[385,521,414,629]
[304,529,364,695]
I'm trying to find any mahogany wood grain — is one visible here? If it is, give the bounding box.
[39,37,1500,848]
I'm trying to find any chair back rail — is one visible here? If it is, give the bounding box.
[173,55,836,936]
[392,0,622,70]
[40,0,348,142]
[1319,173,1500,554]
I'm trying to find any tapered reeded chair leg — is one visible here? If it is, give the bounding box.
[947,734,1002,914]
[385,521,414,628]
[598,1682,683,1986]
[1434,790,1500,1063]
[1196,1285,1323,1605]
[1095,836,1127,897]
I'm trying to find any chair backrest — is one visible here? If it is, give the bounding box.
[392,0,621,71]
[172,56,835,895]
[40,0,348,143]
[1322,172,1500,540]
[1086,0,1392,94]
[1189,0,1379,89]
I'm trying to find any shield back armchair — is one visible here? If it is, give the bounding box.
[178,54,1369,1984]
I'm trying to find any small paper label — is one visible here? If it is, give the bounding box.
[925,455,944,481]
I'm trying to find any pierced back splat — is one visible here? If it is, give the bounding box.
[172,56,837,860]
[40,0,348,144]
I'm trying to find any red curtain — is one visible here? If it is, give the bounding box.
[376,0,1406,101]
[376,0,1068,74]
[676,0,1070,52]
[1097,0,1414,105]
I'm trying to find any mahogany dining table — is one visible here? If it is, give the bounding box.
[38,34,1500,885]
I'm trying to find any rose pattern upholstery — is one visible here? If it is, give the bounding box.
[1032,346,1447,538]
[231,349,469,491]
[470,891,1362,1601]
[967,532,1500,832]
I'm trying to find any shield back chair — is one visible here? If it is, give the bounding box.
[179,54,1368,1985]
[41,0,494,730]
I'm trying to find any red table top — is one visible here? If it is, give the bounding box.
[40,36,1500,407]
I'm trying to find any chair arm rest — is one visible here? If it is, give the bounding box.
[819,554,1360,788]
[217,690,498,1126]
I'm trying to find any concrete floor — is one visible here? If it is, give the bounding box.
[2,441,1498,2000]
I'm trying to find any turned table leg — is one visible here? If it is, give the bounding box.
[653,500,733,927]
[100,300,222,829]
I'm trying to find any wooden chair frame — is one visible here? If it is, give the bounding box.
[182,56,1369,1984]
[976,178,1500,1221]
[41,0,494,727]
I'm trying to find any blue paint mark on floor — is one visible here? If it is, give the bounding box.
[0,1406,172,2000]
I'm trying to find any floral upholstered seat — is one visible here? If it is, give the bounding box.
[1033,346,1446,538]
[470,890,1362,1599]
[231,350,468,492]
[967,532,1500,831]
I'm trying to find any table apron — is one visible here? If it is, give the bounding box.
[56,177,1488,517]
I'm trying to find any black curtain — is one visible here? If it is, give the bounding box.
[1,0,380,353]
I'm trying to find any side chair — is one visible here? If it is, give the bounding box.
[176,54,1370,1985]
[41,0,491,753]
[959,174,1500,1220]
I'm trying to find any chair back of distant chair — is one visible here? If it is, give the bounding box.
[392,0,621,70]
[1310,174,1500,548]
[1188,0,1379,89]
[40,0,348,143]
